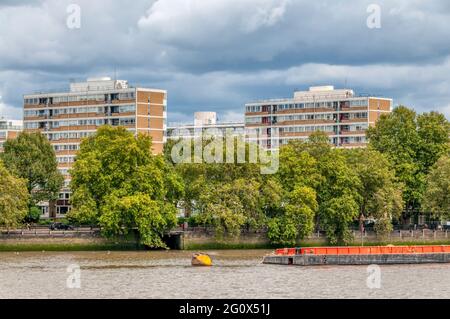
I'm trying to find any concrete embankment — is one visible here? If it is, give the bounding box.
[182,229,450,250]
[0,228,181,251]
[0,231,140,251]
[263,253,450,266]
[2,228,450,251]
[0,237,140,251]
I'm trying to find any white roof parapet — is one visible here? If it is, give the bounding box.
[70,77,129,92]
[294,86,354,101]
[309,85,335,92]
[87,77,112,82]
[246,86,360,105]
[194,112,217,126]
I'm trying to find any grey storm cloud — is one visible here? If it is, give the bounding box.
[1,0,450,121]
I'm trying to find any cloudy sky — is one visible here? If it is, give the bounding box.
[1,0,450,123]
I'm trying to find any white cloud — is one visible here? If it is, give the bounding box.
[220,111,244,123]
[157,59,450,120]
[0,102,22,120]
[138,0,289,36]
[1,0,450,122]
[137,0,292,64]
[166,112,193,126]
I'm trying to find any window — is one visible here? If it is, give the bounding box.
[56,156,75,163]
[350,99,368,107]
[249,105,261,113]
[53,96,69,104]
[245,117,261,124]
[119,118,135,126]
[353,112,368,119]
[58,193,69,201]
[58,207,70,215]
[24,110,43,117]
[119,92,135,100]
[24,98,39,105]
[24,122,40,129]
[340,101,350,108]
[112,105,136,113]
[54,144,79,152]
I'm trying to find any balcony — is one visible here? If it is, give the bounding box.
[339,129,366,136]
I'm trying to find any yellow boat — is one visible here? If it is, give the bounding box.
[191,253,212,266]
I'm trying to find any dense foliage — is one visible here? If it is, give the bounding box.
[167,106,449,245]
[367,107,449,219]
[0,161,29,228]
[423,155,450,219]
[68,126,183,248]
[1,105,447,247]
[344,148,403,237]
[1,132,64,207]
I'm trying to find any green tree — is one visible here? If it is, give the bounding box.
[274,132,361,245]
[195,179,262,237]
[417,112,450,171]
[25,206,42,223]
[367,106,449,218]
[172,136,266,233]
[68,126,183,248]
[316,152,361,244]
[344,148,403,237]
[276,140,322,191]
[265,139,322,245]
[1,132,63,207]
[267,185,317,246]
[423,155,450,220]
[320,194,359,245]
[302,132,361,244]
[0,162,29,228]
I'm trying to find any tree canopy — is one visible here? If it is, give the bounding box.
[1,132,63,206]
[367,106,449,216]
[423,155,450,219]
[68,126,183,248]
[344,148,403,236]
[169,136,268,237]
[0,161,29,228]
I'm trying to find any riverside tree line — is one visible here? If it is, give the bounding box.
[0,106,449,247]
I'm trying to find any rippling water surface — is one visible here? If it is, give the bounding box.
[0,250,449,299]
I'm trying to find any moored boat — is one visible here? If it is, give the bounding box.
[263,245,450,266]
[191,253,212,266]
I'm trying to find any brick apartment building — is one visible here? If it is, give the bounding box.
[0,118,23,152]
[23,77,167,218]
[245,85,392,150]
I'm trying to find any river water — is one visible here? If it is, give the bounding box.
[0,250,449,299]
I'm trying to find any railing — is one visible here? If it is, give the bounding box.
[2,226,448,240]
[0,125,22,130]
[0,227,100,237]
[306,229,449,240]
[177,226,450,240]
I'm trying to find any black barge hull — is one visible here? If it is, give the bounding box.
[263,253,450,266]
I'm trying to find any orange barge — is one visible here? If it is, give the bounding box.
[263,245,450,266]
